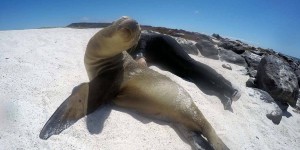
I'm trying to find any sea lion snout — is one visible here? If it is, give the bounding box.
[115,17,140,44]
[118,18,139,33]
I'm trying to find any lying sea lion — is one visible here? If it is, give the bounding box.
[127,33,241,110]
[39,16,229,150]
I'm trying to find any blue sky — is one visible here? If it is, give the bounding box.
[1,0,299,57]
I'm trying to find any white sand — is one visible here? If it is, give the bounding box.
[0,28,299,150]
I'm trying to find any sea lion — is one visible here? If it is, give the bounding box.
[127,33,241,110]
[39,16,229,150]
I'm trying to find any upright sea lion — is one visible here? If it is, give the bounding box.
[40,16,229,150]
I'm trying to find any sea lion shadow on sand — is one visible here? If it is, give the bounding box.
[86,105,214,150]
[85,105,112,134]
[193,83,234,112]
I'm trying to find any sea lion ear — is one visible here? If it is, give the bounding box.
[39,83,89,140]
[121,16,130,19]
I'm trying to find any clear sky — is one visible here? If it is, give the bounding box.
[1,0,299,58]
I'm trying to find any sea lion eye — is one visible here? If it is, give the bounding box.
[120,28,132,38]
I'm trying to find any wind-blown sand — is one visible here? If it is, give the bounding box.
[0,28,299,150]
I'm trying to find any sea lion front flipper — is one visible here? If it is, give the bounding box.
[39,83,89,140]
[40,67,124,140]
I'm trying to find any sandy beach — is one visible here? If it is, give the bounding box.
[0,28,299,150]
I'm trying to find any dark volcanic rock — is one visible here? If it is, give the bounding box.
[256,55,299,106]
[296,70,300,86]
[246,78,257,88]
[219,40,246,54]
[294,96,300,113]
[195,40,219,59]
[241,51,263,69]
[248,68,257,78]
[222,64,232,70]
[249,49,265,56]
[141,25,212,42]
[241,51,263,77]
[212,33,222,40]
[278,53,300,87]
[219,49,247,66]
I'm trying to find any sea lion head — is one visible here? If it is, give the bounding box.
[100,16,141,53]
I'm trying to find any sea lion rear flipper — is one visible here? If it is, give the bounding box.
[174,124,213,150]
[39,83,89,140]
